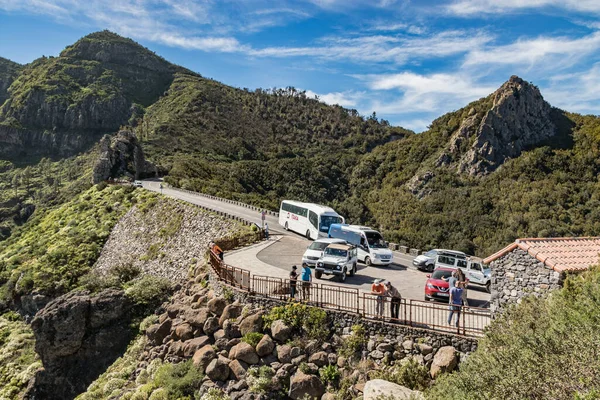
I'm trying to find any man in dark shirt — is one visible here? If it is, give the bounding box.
[289,265,298,300]
[448,280,464,327]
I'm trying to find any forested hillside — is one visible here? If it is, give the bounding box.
[2,31,600,259]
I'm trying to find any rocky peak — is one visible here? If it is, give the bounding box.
[442,75,556,176]
[0,57,21,105]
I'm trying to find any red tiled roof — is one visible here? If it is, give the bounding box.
[483,237,600,273]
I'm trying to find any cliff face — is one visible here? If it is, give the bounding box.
[440,76,557,176]
[0,57,21,105]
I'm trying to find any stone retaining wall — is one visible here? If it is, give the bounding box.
[490,248,563,314]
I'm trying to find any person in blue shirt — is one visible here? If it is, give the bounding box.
[300,263,312,301]
[448,280,464,327]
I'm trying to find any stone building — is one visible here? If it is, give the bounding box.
[484,237,600,314]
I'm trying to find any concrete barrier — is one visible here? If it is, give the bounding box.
[399,246,408,254]
[388,242,399,251]
[409,248,420,257]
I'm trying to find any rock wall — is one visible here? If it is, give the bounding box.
[93,197,241,282]
[25,289,134,400]
[0,125,102,159]
[490,249,563,314]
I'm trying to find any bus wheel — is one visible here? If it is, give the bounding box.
[365,257,372,266]
[306,230,311,240]
[284,222,289,231]
[340,269,346,282]
[315,271,322,279]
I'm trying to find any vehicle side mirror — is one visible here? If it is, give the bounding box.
[426,274,431,278]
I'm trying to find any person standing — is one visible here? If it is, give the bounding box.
[448,280,464,328]
[301,264,312,301]
[456,268,469,307]
[371,279,386,319]
[289,265,298,300]
[210,241,224,261]
[385,281,402,320]
[264,222,270,239]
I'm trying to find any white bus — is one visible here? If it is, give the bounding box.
[328,224,393,266]
[278,200,345,240]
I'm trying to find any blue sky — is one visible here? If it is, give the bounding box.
[1,0,600,132]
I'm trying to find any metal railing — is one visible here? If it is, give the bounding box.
[208,250,490,337]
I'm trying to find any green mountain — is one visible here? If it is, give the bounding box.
[0,57,21,106]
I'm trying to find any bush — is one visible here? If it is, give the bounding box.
[247,366,276,394]
[372,358,430,391]
[200,388,229,400]
[241,332,264,347]
[109,263,142,284]
[78,272,120,293]
[427,266,600,399]
[153,360,203,398]
[339,324,367,358]
[319,365,340,384]
[125,275,173,311]
[263,303,328,341]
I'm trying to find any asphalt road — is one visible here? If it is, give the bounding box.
[142,179,490,307]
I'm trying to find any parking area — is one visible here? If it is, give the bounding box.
[254,235,491,308]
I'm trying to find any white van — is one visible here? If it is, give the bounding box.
[302,238,346,267]
[328,224,393,266]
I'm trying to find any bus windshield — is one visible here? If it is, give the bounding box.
[319,215,344,232]
[366,231,387,249]
[324,248,348,257]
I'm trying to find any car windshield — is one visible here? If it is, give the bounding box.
[308,242,329,251]
[365,231,387,249]
[432,270,453,279]
[319,215,343,232]
[424,250,437,257]
[324,248,348,257]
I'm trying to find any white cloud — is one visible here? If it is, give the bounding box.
[543,64,600,113]
[304,90,364,108]
[447,0,600,16]
[463,31,600,69]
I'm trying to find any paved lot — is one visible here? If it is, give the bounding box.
[256,235,490,308]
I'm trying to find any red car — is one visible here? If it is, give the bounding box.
[424,267,454,302]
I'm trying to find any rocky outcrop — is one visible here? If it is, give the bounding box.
[430,346,458,378]
[0,57,21,105]
[443,76,557,176]
[91,130,156,183]
[25,289,134,400]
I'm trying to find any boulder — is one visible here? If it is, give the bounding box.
[206,357,230,382]
[204,317,220,336]
[277,345,292,364]
[271,320,292,342]
[416,343,433,355]
[229,359,249,380]
[193,345,216,372]
[208,298,227,317]
[168,341,185,357]
[363,379,424,400]
[184,308,211,328]
[308,351,329,367]
[229,342,259,365]
[239,313,263,336]
[166,304,180,319]
[223,320,241,339]
[377,343,394,353]
[214,329,226,341]
[305,340,320,355]
[430,346,458,378]
[289,371,325,400]
[183,336,211,358]
[256,335,275,357]
[370,350,385,360]
[146,319,172,345]
[401,340,414,351]
[219,304,243,326]
[173,323,194,341]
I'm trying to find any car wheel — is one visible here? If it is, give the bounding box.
[486,281,491,293]
[306,230,311,240]
[315,271,322,279]
[427,263,434,272]
[284,222,289,231]
[340,269,346,282]
[365,257,372,266]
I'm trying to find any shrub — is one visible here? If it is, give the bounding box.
[200,388,229,400]
[241,332,264,347]
[319,365,340,385]
[247,366,276,394]
[372,358,430,391]
[78,272,120,293]
[339,324,367,358]
[263,303,328,341]
[2,310,21,322]
[222,287,234,302]
[109,263,142,284]
[96,181,108,191]
[153,360,203,398]
[125,275,173,311]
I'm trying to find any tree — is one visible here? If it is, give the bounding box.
[12,173,20,197]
